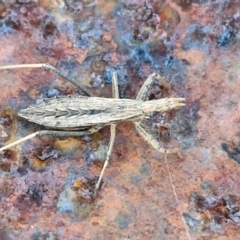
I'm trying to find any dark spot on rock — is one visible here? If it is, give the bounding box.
[115,213,133,229]
[75,33,89,49]
[174,0,192,10]
[43,20,58,39]
[16,194,31,211]
[0,162,11,172]
[27,183,47,207]
[131,163,151,185]
[17,166,28,176]
[221,142,240,163]
[71,177,96,203]
[217,25,234,47]
[4,15,22,31]
[37,146,60,161]
[132,45,153,64]
[182,24,209,51]
[164,55,174,68]
[221,143,229,152]
[135,4,153,22]
[185,183,240,233]
[46,88,60,98]
[65,0,83,13]
[29,146,60,171]
[37,47,53,56]
[183,213,201,231]
[0,109,14,129]
[188,102,200,120]
[30,231,57,240]
[0,4,6,17]
[91,60,107,74]
[225,195,240,223]
[58,61,78,76]
[2,149,17,160]
[0,228,13,240]
[159,125,171,142]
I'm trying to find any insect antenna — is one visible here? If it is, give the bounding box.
[163,151,191,239]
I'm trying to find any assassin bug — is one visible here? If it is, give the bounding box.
[0,63,185,195]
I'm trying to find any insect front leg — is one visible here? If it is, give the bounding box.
[0,63,91,96]
[136,73,170,101]
[134,122,182,158]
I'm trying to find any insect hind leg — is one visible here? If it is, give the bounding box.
[0,126,104,152]
[0,63,91,96]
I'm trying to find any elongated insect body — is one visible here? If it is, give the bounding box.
[19,96,185,129]
[18,96,143,128]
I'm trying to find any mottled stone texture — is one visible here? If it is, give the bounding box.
[0,1,240,239]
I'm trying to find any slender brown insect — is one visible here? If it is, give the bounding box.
[0,63,185,195]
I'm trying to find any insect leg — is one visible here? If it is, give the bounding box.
[94,72,119,194]
[136,73,170,101]
[134,122,182,158]
[95,123,116,195]
[0,126,103,152]
[0,64,91,96]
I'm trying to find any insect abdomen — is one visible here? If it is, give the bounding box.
[18,96,143,129]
